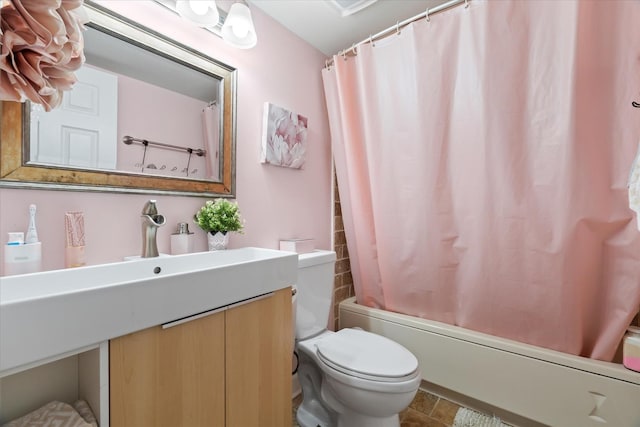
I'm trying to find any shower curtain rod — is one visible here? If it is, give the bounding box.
[327,0,468,68]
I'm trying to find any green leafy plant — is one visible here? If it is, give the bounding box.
[194,199,244,234]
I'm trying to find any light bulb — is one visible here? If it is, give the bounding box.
[221,3,257,48]
[189,0,209,16]
[232,21,249,38]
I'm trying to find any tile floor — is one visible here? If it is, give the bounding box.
[292,389,470,427]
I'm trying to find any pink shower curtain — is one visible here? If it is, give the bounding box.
[323,0,640,361]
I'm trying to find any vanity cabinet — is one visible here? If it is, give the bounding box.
[109,310,225,426]
[109,287,292,427]
[226,288,292,426]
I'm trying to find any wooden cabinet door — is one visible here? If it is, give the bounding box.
[225,288,292,427]
[110,310,225,427]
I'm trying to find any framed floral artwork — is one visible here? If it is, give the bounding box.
[260,102,308,169]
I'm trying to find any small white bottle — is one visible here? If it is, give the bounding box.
[170,222,194,255]
[623,326,640,372]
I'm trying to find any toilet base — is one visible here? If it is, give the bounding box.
[297,400,333,427]
[297,401,400,427]
[296,350,337,427]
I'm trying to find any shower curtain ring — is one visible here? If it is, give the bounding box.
[465,0,470,8]
[369,34,375,47]
[425,8,430,22]
[396,21,401,34]
[351,43,357,55]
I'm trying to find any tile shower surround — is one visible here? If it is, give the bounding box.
[333,175,354,331]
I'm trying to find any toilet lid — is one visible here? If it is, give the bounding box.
[316,328,418,381]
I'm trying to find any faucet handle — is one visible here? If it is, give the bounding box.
[142,199,158,216]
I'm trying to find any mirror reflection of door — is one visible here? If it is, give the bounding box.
[29,66,118,170]
[28,24,223,182]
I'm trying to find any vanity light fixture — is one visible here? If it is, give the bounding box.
[221,2,257,49]
[176,0,220,28]
[167,0,257,49]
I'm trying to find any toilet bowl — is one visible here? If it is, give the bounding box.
[298,329,421,427]
[294,251,420,427]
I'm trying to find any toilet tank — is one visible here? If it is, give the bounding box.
[295,250,337,340]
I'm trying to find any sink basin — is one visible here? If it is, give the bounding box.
[0,248,297,373]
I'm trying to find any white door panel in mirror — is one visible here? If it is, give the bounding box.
[29,66,118,170]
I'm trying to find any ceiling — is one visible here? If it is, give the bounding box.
[248,0,450,56]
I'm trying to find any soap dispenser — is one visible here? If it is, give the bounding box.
[171,222,194,255]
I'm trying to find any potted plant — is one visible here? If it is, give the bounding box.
[194,198,244,250]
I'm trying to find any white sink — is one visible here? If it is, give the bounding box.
[0,248,297,373]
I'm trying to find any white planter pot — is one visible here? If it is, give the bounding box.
[207,231,230,251]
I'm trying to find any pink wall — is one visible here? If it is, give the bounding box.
[0,2,332,274]
[115,73,209,179]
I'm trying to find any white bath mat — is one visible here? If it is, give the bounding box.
[453,407,510,427]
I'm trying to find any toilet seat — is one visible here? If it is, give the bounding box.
[315,328,418,383]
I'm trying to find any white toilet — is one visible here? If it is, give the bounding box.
[295,250,421,427]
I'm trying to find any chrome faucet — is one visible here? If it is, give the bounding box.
[141,200,166,258]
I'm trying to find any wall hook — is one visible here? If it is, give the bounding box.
[633,101,640,108]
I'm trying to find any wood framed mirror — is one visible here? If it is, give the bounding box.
[0,1,236,197]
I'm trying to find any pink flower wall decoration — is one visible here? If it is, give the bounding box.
[260,102,308,169]
[0,0,88,111]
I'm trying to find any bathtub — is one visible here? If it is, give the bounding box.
[339,297,640,427]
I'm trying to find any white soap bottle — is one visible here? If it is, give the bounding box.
[170,222,194,255]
